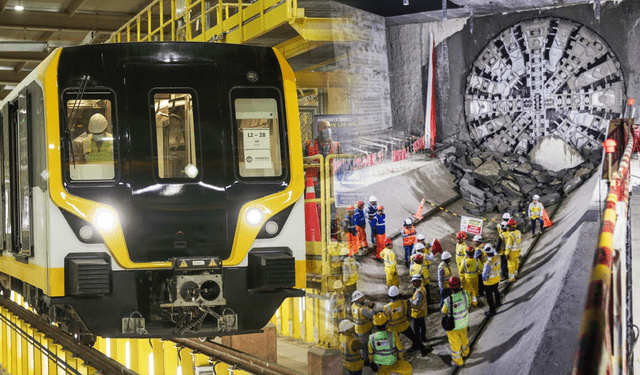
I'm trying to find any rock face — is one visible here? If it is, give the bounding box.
[527,136,585,172]
[437,139,601,214]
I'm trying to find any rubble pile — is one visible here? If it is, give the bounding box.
[437,140,601,216]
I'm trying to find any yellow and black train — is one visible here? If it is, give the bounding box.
[0,42,305,343]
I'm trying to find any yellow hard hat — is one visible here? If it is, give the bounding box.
[339,247,349,256]
[338,320,355,333]
[373,312,388,326]
[333,280,343,290]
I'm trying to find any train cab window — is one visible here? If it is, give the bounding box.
[153,93,198,179]
[234,98,282,178]
[65,97,116,181]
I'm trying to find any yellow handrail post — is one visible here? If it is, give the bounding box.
[171,0,176,41]
[185,0,192,40]
[304,291,314,342]
[292,296,302,339]
[201,0,206,39]
[238,0,243,43]
[136,17,141,41]
[148,7,152,41]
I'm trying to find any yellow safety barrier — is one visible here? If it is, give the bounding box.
[573,120,634,374]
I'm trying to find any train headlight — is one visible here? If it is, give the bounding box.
[246,208,264,226]
[79,226,94,240]
[95,211,115,231]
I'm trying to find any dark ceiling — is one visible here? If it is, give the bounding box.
[331,0,462,17]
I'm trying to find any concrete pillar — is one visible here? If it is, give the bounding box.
[221,322,277,363]
[307,346,341,375]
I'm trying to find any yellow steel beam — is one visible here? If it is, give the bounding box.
[275,35,326,60]
[288,17,354,42]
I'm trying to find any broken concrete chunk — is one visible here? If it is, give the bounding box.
[528,135,585,172]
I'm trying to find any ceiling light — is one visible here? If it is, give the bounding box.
[15,5,23,11]
[0,42,47,52]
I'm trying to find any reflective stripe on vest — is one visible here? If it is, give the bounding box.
[485,256,501,285]
[402,227,416,246]
[439,262,451,288]
[463,258,478,277]
[341,335,362,363]
[375,214,386,232]
[351,303,373,334]
[384,301,408,332]
[370,331,397,366]
[84,137,113,163]
[411,286,428,315]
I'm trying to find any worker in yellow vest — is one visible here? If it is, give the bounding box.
[505,219,522,282]
[380,238,399,287]
[351,290,374,365]
[339,320,366,375]
[482,244,501,316]
[340,247,360,293]
[528,194,545,236]
[438,251,453,307]
[383,286,429,356]
[461,246,480,307]
[441,276,470,367]
[454,231,468,276]
[409,274,429,343]
[495,222,509,280]
[368,312,412,374]
[82,113,113,163]
[472,234,486,297]
[327,280,347,347]
[497,212,510,233]
[410,247,434,304]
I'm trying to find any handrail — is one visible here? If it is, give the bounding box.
[573,120,634,374]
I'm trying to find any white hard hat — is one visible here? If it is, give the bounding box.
[533,194,540,200]
[441,251,452,260]
[473,234,483,242]
[411,274,422,282]
[484,243,496,254]
[88,113,108,134]
[416,234,425,241]
[500,222,508,230]
[351,290,365,302]
[404,218,413,226]
[388,285,399,297]
[502,213,511,220]
[339,247,349,256]
[414,243,426,251]
[369,195,377,202]
[339,320,355,333]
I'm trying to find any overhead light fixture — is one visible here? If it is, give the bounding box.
[0,42,48,52]
[15,5,23,11]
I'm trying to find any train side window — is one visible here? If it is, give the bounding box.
[234,98,282,178]
[66,97,115,181]
[153,93,198,179]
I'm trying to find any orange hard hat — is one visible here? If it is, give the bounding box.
[377,205,384,211]
[385,238,393,246]
[357,200,364,207]
[347,205,355,211]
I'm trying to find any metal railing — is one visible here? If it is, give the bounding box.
[573,121,634,374]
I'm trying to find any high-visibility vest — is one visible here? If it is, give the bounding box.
[83,135,113,163]
[351,303,373,334]
[402,226,416,246]
[354,209,366,227]
[381,249,396,270]
[529,202,542,219]
[505,230,522,254]
[369,331,398,366]
[498,232,508,255]
[343,258,358,286]
[483,255,501,285]
[463,257,479,279]
[366,204,377,221]
[383,300,410,333]
[343,215,356,235]
[341,334,364,370]
[438,262,452,289]
[410,262,429,282]
[410,286,428,318]
[306,139,339,179]
[444,291,470,330]
[374,213,386,234]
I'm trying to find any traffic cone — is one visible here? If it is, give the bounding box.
[542,208,554,228]
[305,178,321,242]
[413,198,425,220]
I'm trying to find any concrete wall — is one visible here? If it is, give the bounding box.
[331,4,393,136]
[386,0,640,143]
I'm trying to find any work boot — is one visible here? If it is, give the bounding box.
[405,261,410,268]
[485,310,497,317]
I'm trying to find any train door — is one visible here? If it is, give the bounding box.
[7,89,33,258]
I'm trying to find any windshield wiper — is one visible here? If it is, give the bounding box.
[64,75,89,168]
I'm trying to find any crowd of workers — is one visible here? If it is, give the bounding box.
[333,194,547,374]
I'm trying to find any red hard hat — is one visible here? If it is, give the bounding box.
[347,205,355,211]
[413,253,424,263]
[466,246,475,256]
[385,238,393,246]
[508,218,517,227]
[357,200,364,207]
[377,205,384,211]
[456,231,467,240]
[449,276,461,289]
